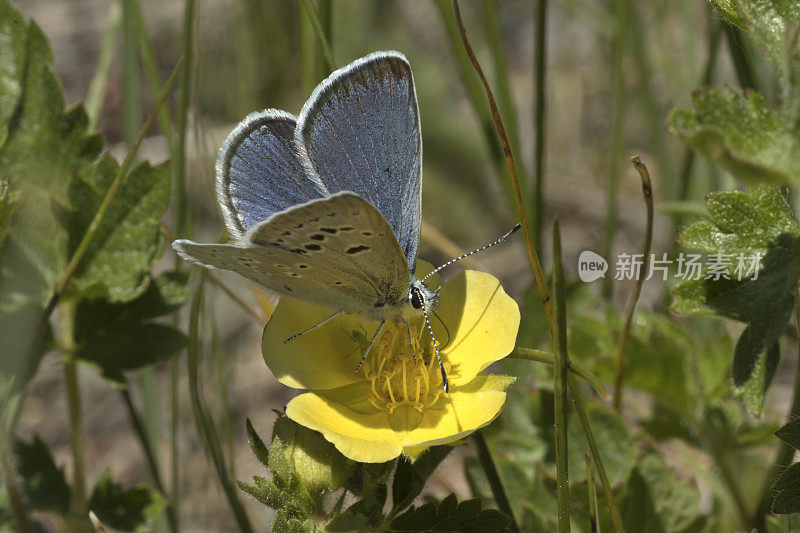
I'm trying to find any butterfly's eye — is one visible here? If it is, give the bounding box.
[410,287,424,310]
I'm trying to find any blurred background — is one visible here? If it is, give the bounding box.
[12,0,774,529]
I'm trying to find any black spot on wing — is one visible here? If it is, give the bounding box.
[346,245,369,254]
[304,243,322,251]
[320,227,337,234]
[310,234,325,241]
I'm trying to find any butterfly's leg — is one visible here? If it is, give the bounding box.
[422,310,448,393]
[398,317,416,360]
[354,320,385,374]
[284,311,342,343]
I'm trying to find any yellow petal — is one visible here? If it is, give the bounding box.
[286,393,403,463]
[435,271,520,385]
[262,297,382,390]
[399,385,507,448]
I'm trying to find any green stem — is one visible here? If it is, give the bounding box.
[299,0,335,72]
[569,375,625,533]
[552,220,571,532]
[62,305,86,515]
[187,277,254,533]
[601,0,629,298]
[509,348,609,401]
[612,157,653,411]
[585,453,598,533]
[532,0,548,254]
[120,388,178,532]
[472,431,520,533]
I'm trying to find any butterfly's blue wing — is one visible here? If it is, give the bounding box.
[217,109,328,239]
[296,51,422,270]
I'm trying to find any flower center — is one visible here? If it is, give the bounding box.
[361,322,449,415]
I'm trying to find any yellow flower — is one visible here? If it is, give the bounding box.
[261,263,520,463]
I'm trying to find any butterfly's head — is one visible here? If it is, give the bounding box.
[407,278,438,316]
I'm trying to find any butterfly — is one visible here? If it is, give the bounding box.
[173,51,517,392]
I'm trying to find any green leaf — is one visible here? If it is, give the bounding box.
[620,444,703,532]
[672,186,800,412]
[73,272,188,385]
[709,1,800,113]
[387,494,511,532]
[63,155,171,302]
[391,445,452,515]
[238,419,316,521]
[0,0,27,150]
[0,180,18,247]
[0,0,99,407]
[13,435,70,514]
[775,417,800,450]
[772,462,800,514]
[668,89,800,185]
[569,308,695,415]
[246,418,270,466]
[88,470,166,532]
[272,512,318,533]
[271,414,354,493]
[0,9,101,294]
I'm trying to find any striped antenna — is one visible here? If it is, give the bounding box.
[421,223,521,283]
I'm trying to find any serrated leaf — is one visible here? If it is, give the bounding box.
[0,0,99,409]
[668,89,800,185]
[620,445,703,532]
[776,418,800,450]
[672,186,800,410]
[64,155,171,302]
[272,512,318,533]
[73,273,188,385]
[88,470,165,532]
[0,0,27,149]
[0,9,101,293]
[388,494,511,532]
[391,445,452,514]
[13,435,70,514]
[569,308,695,415]
[773,462,800,513]
[237,477,284,508]
[710,1,800,111]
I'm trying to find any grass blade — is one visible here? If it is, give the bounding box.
[434,0,516,211]
[532,0,548,253]
[552,219,570,532]
[612,156,653,411]
[85,1,122,131]
[187,276,254,533]
[472,430,520,533]
[601,0,630,297]
[450,0,553,328]
[299,0,335,72]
